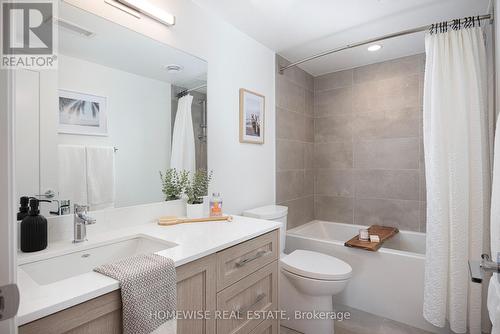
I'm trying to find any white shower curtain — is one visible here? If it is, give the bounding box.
[423,27,489,333]
[171,94,196,174]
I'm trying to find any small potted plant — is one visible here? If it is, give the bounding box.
[185,169,213,218]
[159,168,188,201]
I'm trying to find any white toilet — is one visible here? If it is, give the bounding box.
[243,205,352,334]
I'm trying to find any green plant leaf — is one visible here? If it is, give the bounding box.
[185,169,213,204]
[159,168,187,201]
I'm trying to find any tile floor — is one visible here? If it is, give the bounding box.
[279,304,433,334]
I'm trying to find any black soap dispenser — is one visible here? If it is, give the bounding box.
[17,196,30,221]
[20,198,50,252]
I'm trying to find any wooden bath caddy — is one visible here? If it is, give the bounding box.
[344,225,399,251]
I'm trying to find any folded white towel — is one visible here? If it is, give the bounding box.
[86,146,115,210]
[58,145,87,206]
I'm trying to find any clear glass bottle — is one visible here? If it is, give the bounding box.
[210,192,223,217]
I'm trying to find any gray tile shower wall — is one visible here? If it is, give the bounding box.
[276,54,426,232]
[276,55,315,229]
[313,54,426,232]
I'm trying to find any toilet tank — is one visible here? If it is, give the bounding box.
[242,205,288,253]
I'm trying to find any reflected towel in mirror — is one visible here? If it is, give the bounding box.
[86,146,115,210]
[58,144,88,206]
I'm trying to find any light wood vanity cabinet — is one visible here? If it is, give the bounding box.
[216,262,277,334]
[217,231,277,291]
[248,319,278,334]
[18,254,217,334]
[18,230,279,334]
[176,253,217,334]
[18,290,123,334]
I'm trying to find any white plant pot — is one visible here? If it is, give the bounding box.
[202,196,209,216]
[186,203,204,218]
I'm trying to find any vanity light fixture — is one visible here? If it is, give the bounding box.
[164,64,183,73]
[367,44,382,52]
[56,18,95,38]
[116,0,176,26]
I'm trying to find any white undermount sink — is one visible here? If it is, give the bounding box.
[20,236,177,285]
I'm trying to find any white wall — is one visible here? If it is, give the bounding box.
[64,0,276,214]
[38,54,171,208]
[0,69,17,332]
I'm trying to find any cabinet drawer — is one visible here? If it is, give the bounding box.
[216,261,278,334]
[217,230,278,291]
[248,319,278,334]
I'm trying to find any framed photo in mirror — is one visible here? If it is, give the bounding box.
[58,89,108,136]
[239,88,265,144]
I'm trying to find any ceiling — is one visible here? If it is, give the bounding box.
[59,2,207,90]
[193,0,491,75]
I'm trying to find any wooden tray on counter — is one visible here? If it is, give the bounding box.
[344,225,399,251]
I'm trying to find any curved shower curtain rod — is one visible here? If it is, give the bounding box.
[176,84,207,98]
[279,14,493,74]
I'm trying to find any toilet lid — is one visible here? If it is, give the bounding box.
[280,250,352,281]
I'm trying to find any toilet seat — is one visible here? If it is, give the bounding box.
[280,250,352,281]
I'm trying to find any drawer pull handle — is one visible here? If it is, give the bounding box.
[235,250,268,267]
[236,293,266,317]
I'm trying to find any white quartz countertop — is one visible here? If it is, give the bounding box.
[17,215,281,325]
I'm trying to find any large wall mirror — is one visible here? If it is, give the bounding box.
[15,2,208,215]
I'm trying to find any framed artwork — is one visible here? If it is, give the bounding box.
[58,89,108,136]
[239,88,265,144]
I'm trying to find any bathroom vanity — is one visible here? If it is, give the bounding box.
[13,2,280,333]
[17,213,280,334]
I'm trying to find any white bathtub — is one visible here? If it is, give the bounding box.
[285,220,445,334]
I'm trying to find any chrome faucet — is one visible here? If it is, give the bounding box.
[73,204,96,243]
[469,253,500,283]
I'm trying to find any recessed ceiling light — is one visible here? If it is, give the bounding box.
[368,44,382,52]
[164,64,183,73]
